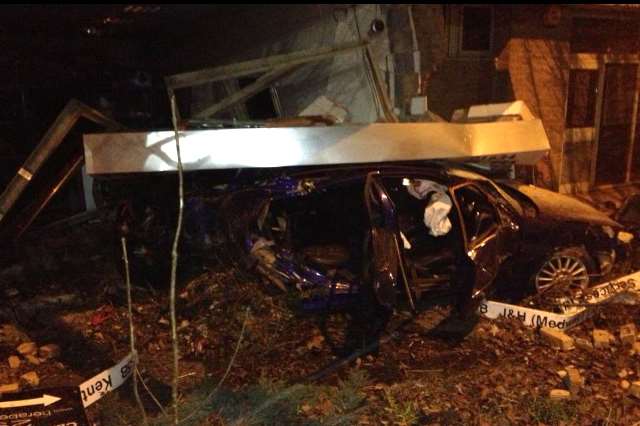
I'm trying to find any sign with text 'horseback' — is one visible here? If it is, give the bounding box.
[0,386,88,426]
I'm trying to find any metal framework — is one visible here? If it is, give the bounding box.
[0,99,123,236]
[164,39,398,123]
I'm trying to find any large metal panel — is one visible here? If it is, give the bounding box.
[83,120,550,175]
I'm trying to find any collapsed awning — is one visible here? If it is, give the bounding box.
[83,119,550,175]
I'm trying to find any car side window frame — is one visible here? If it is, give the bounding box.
[449,182,500,251]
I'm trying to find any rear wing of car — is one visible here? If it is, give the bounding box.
[83,118,550,175]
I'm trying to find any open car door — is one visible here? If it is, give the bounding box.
[449,182,509,306]
[364,172,416,311]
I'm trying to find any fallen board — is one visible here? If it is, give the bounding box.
[0,386,88,426]
[84,120,550,175]
[479,270,640,330]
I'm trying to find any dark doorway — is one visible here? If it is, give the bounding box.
[595,63,638,185]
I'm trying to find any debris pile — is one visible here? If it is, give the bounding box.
[0,336,61,394]
[0,219,638,424]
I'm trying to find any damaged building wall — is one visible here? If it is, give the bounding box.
[184,4,391,123]
[258,4,389,123]
[166,5,640,194]
[180,4,449,124]
[387,5,447,116]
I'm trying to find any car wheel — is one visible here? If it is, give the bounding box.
[533,247,593,298]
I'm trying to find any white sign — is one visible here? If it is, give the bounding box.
[0,393,61,409]
[79,353,134,408]
[479,270,640,330]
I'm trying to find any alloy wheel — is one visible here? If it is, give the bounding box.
[535,254,590,296]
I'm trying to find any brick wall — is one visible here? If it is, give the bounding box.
[427,59,495,120]
[498,6,571,190]
[501,37,570,189]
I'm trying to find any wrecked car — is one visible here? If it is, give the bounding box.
[74,100,635,316]
[219,162,632,315]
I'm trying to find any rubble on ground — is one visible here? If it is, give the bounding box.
[16,342,37,356]
[0,220,638,424]
[0,383,20,393]
[7,356,20,369]
[20,371,39,387]
[549,389,571,400]
[541,327,574,351]
[592,329,616,348]
[620,323,637,345]
[563,366,583,394]
[38,343,60,360]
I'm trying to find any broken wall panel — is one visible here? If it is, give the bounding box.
[179,5,392,124]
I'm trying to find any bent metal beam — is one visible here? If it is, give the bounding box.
[83,119,551,175]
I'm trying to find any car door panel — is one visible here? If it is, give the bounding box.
[364,172,415,310]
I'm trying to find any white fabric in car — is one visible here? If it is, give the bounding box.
[406,179,452,237]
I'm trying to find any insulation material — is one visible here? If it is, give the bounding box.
[298,96,348,123]
[242,5,390,123]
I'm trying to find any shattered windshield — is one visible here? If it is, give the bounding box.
[476,180,524,216]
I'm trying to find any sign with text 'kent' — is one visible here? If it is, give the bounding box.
[0,386,88,426]
[79,353,134,408]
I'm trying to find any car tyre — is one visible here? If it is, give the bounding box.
[532,246,594,300]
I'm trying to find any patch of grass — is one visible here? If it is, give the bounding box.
[382,387,419,426]
[476,400,514,426]
[140,368,369,426]
[332,369,369,414]
[527,397,578,425]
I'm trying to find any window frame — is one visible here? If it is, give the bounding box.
[449,182,500,250]
[447,4,495,59]
[561,53,640,190]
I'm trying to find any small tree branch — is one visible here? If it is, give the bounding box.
[178,306,250,425]
[121,237,148,425]
[136,368,167,416]
[169,91,185,425]
[213,306,250,394]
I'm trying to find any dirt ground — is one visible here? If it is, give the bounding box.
[1,219,640,425]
